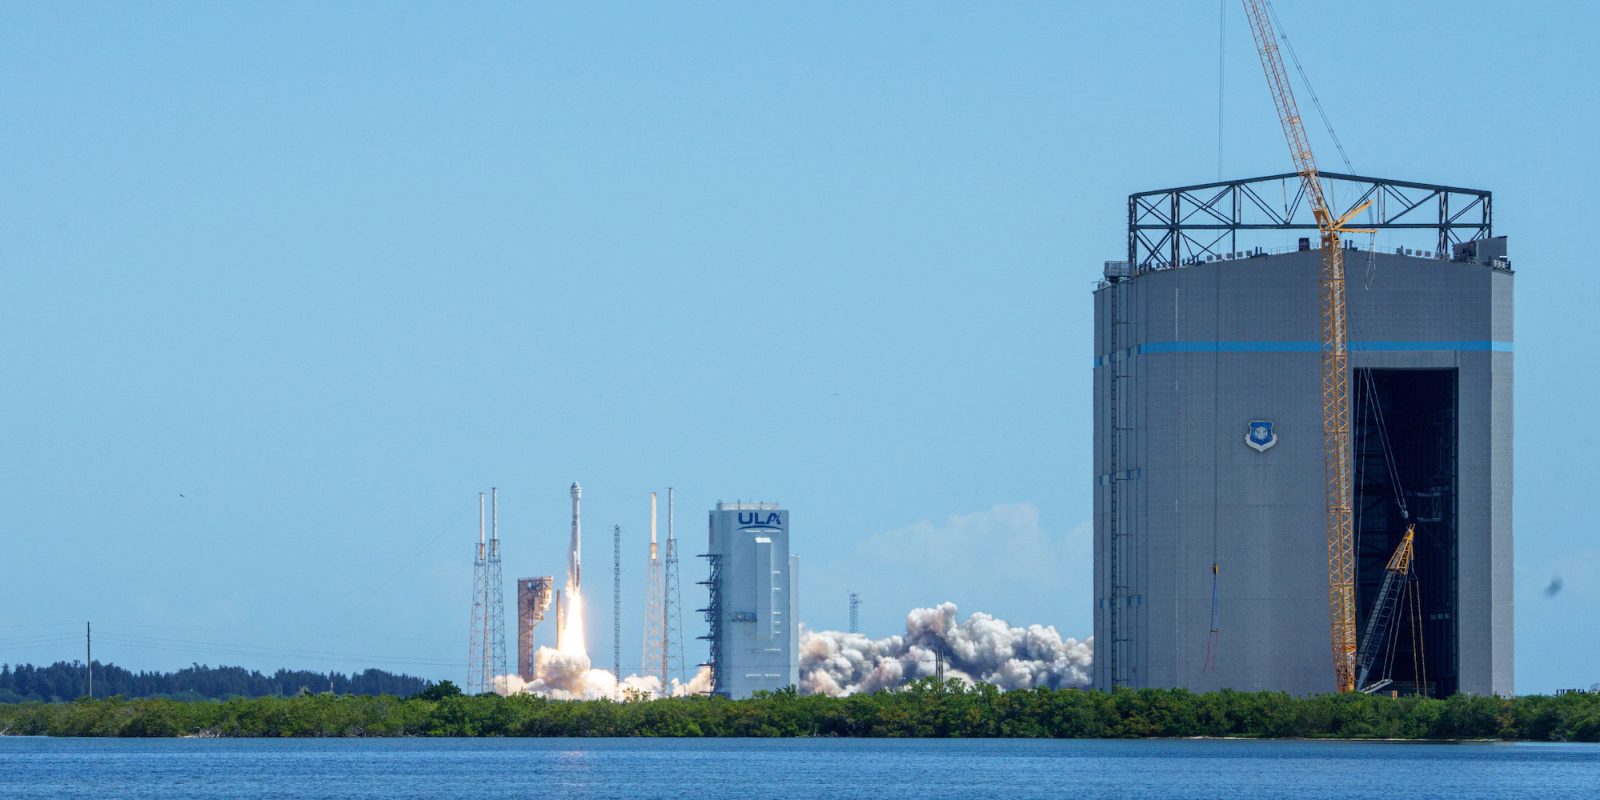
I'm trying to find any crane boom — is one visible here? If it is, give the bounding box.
[1241,0,1372,693]
[1355,525,1417,692]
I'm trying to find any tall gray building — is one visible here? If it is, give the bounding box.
[704,502,799,698]
[1095,173,1512,697]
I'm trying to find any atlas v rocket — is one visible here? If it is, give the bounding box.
[568,481,582,591]
[555,481,582,648]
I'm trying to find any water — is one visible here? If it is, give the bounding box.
[2,737,1598,799]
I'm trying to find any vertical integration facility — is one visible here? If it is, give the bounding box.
[516,576,552,680]
[1094,173,1512,697]
[702,502,799,698]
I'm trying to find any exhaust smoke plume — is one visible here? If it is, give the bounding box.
[799,602,1092,696]
[491,480,719,700]
[494,656,713,700]
[496,586,710,701]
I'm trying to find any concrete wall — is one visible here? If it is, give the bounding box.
[1093,248,1513,696]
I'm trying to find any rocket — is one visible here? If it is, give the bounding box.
[568,481,582,591]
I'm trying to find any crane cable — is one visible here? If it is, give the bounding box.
[1264,1,1352,172]
[1360,369,1408,521]
[1217,0,1227,180]
[1359,367,1432,693]
[1264,1,1380,282]
[1411,571,1428,693]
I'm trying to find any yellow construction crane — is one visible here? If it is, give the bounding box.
[1240,1,1374,693]
[1355,524,1418,693]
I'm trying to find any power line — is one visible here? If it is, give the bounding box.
[98,621,455,645]
[91,632,461,669]
[6,622,466,671]
[324,506,464,621]
[0,632,86,647]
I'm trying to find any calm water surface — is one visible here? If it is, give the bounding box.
[2,737,1598,799]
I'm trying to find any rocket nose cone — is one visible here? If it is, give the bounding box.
[571,481,582,494]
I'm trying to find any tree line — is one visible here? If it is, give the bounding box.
[0,661,430,703]
[2,679,1597,740]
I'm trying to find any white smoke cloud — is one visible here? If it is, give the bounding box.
[491,602,1090,700]
[493,650,714,700]
[799,602,1092,696]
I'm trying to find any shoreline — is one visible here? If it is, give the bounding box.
[2,685,1596,742]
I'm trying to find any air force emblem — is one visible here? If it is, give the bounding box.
[1246,420,1277,452]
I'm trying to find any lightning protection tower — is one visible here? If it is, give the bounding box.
[664,487,684,688]
[642,492,665,684]
[849,592,861,634]
[468,490,508,695]
[468,493,489,694]
[487,488,507,684]
[612,523,622,681]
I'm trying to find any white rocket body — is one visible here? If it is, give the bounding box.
[568,482,582,591]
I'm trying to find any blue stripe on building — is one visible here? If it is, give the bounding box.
[1094,340,1513,367]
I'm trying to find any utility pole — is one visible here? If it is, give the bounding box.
[85,622,92,699]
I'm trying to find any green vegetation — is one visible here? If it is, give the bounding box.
[0,661,430,703]
[2,680,1598,740]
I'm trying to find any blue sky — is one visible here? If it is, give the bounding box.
[1,2,1595,694]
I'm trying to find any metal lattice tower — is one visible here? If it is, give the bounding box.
[467,490,507,694]
[612,524,622,681]
[468,492,489,694]
[487,488,507,685]
[849,592,860,633]
[642,492,665,684]
[696,552,723,696]
[663,487,684,688]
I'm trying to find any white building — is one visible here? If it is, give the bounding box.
[706,502,798,698]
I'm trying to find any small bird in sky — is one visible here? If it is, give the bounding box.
[1545,576,1563,598]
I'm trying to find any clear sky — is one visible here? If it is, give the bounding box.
[1,2,1595,694]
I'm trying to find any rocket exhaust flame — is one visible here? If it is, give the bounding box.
[557,482,587,659]
[498,601,1088,701]
[560,589,587,656]
[490,481,715,700]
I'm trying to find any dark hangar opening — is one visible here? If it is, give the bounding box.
[1352,368,1459,697]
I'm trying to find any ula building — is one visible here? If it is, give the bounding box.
[702,502,799,698]
[1093,173,1512,697]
